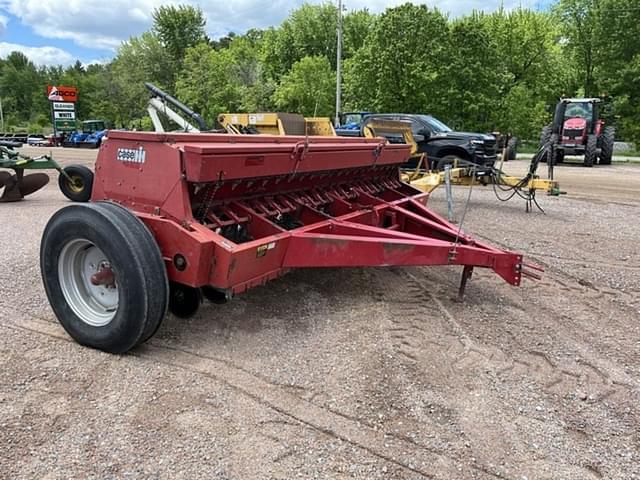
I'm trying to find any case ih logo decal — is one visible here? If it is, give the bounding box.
[117,147,146,164]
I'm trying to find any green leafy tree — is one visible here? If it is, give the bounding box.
[152,5,207,68]
[109,32,175,127]
[262,3,374,80]
[591,0,640,142]
[228,37,275,112]
[344,4,450,115]
[273,56,335,116]
[0,52,43,127]
[176,43,242,126]
[555,0,600,96]
[485,8,572,137]
[442,14,503,131]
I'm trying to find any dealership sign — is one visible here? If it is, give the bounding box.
[47,85,78,102]
[54,121,77,132]
[48,86,78,132]
[54,110,76,120]
[53,102,75,111]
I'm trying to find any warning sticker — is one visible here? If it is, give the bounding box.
[256,242,276,257]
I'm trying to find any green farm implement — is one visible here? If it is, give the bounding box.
[0,144,94,202]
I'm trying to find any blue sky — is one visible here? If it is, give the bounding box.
[0,0,550,66]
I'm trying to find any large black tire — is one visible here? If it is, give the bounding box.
[599,126,615,165]
[539,124,552,148]
[40,202,169,353]
[58,165,94,202]
[541,133,559,165]
[584,134,597,167]
[539,125,553,164]
[507,137,518,160]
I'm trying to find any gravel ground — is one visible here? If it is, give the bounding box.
[1,147,639,479]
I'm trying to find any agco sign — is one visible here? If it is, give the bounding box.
[47,85,78,102]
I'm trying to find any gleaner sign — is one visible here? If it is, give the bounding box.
[47,85,78,102]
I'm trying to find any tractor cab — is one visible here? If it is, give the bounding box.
[81,120,106,134]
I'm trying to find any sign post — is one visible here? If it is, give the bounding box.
[47,86,78,145]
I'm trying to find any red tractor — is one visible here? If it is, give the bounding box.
[539,98,615,167]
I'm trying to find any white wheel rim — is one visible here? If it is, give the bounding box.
[58,239,118,327]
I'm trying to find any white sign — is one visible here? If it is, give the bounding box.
[54,111,76,120]
[53,102,75,111]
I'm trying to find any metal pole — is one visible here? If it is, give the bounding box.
[334,0,343,126]
[51,102,58,145]
[0,97,4,132]
[444,164,454,223]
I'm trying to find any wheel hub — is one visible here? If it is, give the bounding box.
[68,175,84,193]
[58,239,118,327]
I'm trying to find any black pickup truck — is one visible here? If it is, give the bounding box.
[337,113,498,170]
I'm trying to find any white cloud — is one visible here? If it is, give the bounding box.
[0,0,157,50]
[0,13,7,35]
[0,41,74,65]
[0,0,539,53]
[85,58,109,66]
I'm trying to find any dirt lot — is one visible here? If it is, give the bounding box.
[1,147,638,479]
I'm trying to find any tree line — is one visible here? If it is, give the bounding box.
[1,0,638,143]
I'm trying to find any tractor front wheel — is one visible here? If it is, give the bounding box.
[59,165,94,202]
[584,135,597,167]
[40,202,169,353]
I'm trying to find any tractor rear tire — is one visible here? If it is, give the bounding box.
[40,202,169,353]
[599,126,615,165]
[584,135,597,167]
[59,165,94,202]
[539,125,552,149]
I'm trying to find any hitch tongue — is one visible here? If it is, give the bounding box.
[520,261,544,281]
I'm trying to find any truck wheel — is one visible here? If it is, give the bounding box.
[584,135,597,167]
[40,202,168,353]
[599,126,615,165]
[59,165,94,202]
